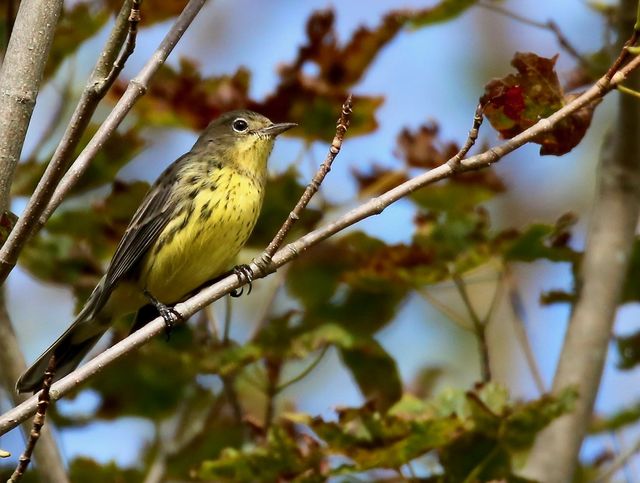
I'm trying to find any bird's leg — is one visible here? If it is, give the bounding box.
[143,290,183,340]
[230,264,254,297]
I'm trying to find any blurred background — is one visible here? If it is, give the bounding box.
[1,0,638,480]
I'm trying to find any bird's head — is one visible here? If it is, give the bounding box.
[193,110,296,172]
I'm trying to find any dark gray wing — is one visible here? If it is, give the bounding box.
[103,181,173,287]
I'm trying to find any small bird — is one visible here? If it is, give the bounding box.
[16,110,296,393]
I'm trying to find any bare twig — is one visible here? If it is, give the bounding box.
[418,287,473,331]
[448,102,484,171]
[203,304,244,429]
[0,0,137,284]
[452,275,491,382]
[595,436,640,482]
[0,1,69,480]
[249,265,290,340]
[522,9,640,481]
[0,290,68,483]
[253,95,353,273]
[0,0,207,284]
[503,265,546,395]
[276,346,329,392]
[1,37,640,437]
[7,356,56,482]
[263,358,282,430]
[477,0,587,66]
[101,0,141,95]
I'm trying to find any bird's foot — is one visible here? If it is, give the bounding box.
[230,264,254,297]
[143,290,183,340]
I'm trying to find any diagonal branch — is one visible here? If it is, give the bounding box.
[0,0,208,284]
[1,27,640,439]
[253,95,352,272]
[0,1,69,481]
[0,0,138,285]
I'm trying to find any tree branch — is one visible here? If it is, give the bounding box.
[452,275,491,382]
[7,355,56,482]
[1,27,640,439]
[0,290,69,483]
[521,5,640,480]
[0,0,62,212]
[0,1,69,480]
[253,95,352,272]
[0,0,208,284]
[0,0,137,284]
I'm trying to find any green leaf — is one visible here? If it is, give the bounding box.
[340,338,403,412]
[621,238,640,303]
[590,400,640,433]
[68,457,143,483]
[502,218,580,263]
[615,330,640,370]
[199,424,327,483]
[84,327,198,421]
[405,0,478,28]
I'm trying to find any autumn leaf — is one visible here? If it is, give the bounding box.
[481,52,599,155]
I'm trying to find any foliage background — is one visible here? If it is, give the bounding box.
[1,0,639,481]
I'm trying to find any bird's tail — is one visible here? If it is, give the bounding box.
[16,282,112,394]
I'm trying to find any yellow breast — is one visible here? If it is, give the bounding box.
[140,166,264,303]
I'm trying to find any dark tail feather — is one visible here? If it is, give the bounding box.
[16,319,109,394]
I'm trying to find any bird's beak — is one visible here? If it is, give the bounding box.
[258,122,297,137]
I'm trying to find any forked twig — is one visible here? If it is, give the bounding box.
[253,95,353,273]
[7,356,56,482]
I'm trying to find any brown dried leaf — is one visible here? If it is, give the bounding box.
[481,52,598,156]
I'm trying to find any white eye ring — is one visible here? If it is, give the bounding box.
[232,118,249,133]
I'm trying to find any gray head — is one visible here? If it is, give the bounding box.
[192,110,296,153]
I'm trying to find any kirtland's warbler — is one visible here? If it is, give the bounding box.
[16,110,295,393]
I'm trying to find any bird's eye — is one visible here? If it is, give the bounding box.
[232,118,249,132]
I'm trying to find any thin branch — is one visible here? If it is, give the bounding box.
[476,0,587,66]
[617,83,640,99]
[0,290,68,483]
[100,0,141,96]
[253,95,353,272]
[0,1,69,480]
[418,288,473,331]
[263,358,282,431]
[222,294,232,343]
[0,0,207,284]
[595,437,640,483]
[452,275,491,382]
[503,265,546,395]
[1,37,640,437]
[0,0,136,284]
[7,356,56,482]
[448,102,484,171]
[276,346,329,392]
[249,265,290,340]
